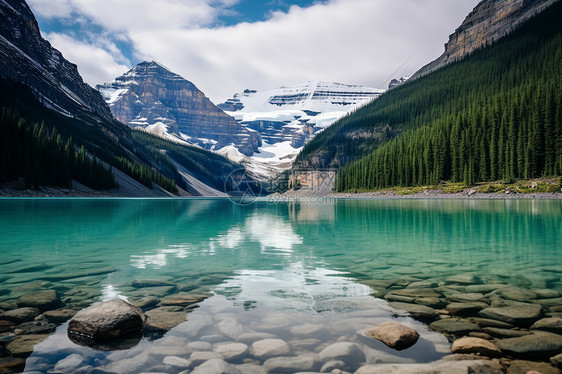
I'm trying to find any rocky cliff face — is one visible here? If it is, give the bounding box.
[412,0,558,79]
[0,0,115,124]
[97,61,260,156]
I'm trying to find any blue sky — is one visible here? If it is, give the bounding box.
[27,0,479,103]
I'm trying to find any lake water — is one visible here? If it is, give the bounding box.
[0,198,561,373]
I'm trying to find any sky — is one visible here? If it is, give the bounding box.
[27,0,480,104]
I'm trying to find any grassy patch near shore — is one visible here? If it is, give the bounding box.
[341,178,562,195]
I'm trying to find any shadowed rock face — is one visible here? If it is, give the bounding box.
[97,61,260,156]
[412,0,558,79]
[0,0,114,121]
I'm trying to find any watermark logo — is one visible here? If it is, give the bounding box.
[224,168,262,205]
[225,168,337,205]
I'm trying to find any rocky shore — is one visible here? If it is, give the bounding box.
[1,267,561,373]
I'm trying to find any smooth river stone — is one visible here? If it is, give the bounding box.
[263,354,322,373]
[388,302,438,321]
[479,303,542,326]
[235,332,277,344]
[214,342,249,361]
[447,293,487,303]
[388,288,441,298]
[43,309,76,324]
[355,359,503,374]
[450,337,501,358]
[144,306,187,332]
[446,273,476,285]
[496,331,562,359]
[508,360,561,374]
[482,327,532,339]
[531,317,562,334]
[250,339,290,359]
[489,286,538,302]
[159,293,207,307]
[318,342,366,367]
[445,302,488,316]
[429,319,481,336]
[364,321,419,350]
[16,290,60,311]
[6,334,50,357]
[53,354,84,372]
[0,307,40,323]
[192,358,241,374]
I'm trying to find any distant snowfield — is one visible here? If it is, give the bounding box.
[219,80,384,178]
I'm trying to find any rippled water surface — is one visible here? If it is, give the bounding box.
[0,198,560,372]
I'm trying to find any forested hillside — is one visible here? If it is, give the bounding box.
[131,130,242,192]
[0,79,177,192]
[297,1,561,191]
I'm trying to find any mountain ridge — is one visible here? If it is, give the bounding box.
[97,61,261,156]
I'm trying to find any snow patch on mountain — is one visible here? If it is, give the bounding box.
[218,80,384,177]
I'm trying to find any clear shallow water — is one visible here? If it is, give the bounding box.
[0,198,561,372]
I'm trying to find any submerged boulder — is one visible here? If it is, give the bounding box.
[365,321,419,350]
[67,299,146,343]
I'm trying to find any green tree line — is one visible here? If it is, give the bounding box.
[0,109,116,189]
[335,1,562,191]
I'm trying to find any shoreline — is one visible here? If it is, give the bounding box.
[2,186,562,199]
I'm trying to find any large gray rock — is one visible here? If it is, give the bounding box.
[16,290,60,311]
[250,339,290,359]
[67,299,146,341]
[451,337,501,358]
[479,303,542,326]
[263,354,322,373]
[191,358,241,374]
[496,331,562,359]
[364,322,419,350]
[531,317,562,334]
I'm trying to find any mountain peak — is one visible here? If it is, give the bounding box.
[97,62,261,156]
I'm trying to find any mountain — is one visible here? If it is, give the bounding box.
[217,81,383,177]
[97,61,260,156]
[0,0,243,196]
[412,0,558,79]
[296,0,562,191]
[0,0,115,124]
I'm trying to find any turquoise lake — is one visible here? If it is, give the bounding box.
[0,198,561,373]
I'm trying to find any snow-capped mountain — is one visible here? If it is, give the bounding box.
[217,81,384,176]
[97,61,261,156]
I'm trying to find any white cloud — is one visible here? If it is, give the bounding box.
[27,0,73,18]
[32,0,480,103]
[127,0,480,102]
[45,32,129,87]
